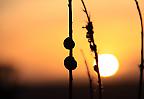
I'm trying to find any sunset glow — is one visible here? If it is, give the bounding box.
[94,54,119,77]
[0,0,143,83]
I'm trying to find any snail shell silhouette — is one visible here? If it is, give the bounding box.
[64,56,77,70]
[63,37,75,49]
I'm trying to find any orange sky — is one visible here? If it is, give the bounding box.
[0,0,144,85]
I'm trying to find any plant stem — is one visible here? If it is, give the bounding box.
[134,0,143,99]
[69,0,72,38]
[68,0,73,99]
[94,51,102,99]
[69,70,73,99]
[81,0,103,99]
[80,50,94,99]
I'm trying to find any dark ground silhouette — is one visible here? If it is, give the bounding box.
[0,82,143,99]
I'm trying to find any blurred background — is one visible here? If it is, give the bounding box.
[0,0,144,99]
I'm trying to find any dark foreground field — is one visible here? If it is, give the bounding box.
[0,82,144,99]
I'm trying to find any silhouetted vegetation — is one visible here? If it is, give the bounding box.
[134,0,144,99]
[81,49,94,99]
[0,1,144,99]
[63,0,77,99]
[81,0,103,99]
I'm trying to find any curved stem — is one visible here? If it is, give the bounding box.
[134,0,143,99]
[94,45,102,99]
[81,50,94,99]
[81,0,103,99]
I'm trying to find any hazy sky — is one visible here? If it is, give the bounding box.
[0,0,144,85]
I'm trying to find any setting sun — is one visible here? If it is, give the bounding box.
[94,54,119,77]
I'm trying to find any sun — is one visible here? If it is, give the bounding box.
[94,54,119,77]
